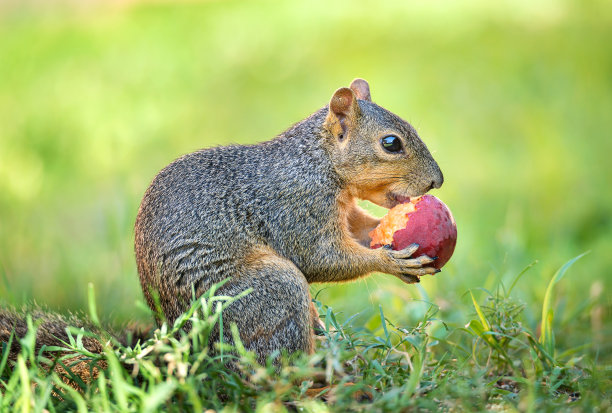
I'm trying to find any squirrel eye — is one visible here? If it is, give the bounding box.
[380,135,403,153]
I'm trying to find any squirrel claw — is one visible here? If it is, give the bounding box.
[390,243,419,259]
[382,243,437,280]
[393,265,438,283]
[391,254,435,268]
[398,273,420,284]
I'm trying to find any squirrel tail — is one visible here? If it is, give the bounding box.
[0,307,150,359]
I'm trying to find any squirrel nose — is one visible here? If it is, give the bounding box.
[429,171,444,190]
[432,176,443,189]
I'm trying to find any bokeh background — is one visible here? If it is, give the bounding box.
[1,0,610,359]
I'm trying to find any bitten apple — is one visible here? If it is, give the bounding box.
[369,195,457,270]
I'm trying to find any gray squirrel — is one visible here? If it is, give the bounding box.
[134,79,443,364]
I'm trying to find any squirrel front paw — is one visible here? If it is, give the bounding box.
[382,243,438,284]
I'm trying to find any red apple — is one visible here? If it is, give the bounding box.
[369,195,457,270]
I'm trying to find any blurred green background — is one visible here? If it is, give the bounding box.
[1,0,610,357]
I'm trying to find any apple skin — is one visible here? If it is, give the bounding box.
[371,195,457,270]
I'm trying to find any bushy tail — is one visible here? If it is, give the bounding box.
[0,307,150,360]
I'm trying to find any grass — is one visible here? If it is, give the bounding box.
[1,256,609,411]
[0,0,611,410]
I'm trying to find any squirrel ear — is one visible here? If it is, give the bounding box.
[330,87,356,118]
[350,78,371,101]
[326,87,360,138]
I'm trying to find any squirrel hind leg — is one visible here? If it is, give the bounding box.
[213,254,314,365]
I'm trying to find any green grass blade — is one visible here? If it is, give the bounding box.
[104,348,130,410]
[524,332,555,368]
[87,282,101,327]
[32,380,53,413]
[97,371,111,413]
[216,302,224,362]
[0,332,14,378]
[402,350,425,400]
[542,309,555,359]
[17,355,31,413]
[52,375,88,413]
[141,381,176,413]
[230,322,247,357]
[186,383,204,412]
[539,252,588,356]
[470,291,491,332]
[507,260,538,296]
[556,343,592,361]
[22,316,38,365]
[379,305,391,347]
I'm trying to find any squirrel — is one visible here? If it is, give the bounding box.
[133,78,444,364]
[0,79,443,370]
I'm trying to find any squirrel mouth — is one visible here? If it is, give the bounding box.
[387,193,419,208]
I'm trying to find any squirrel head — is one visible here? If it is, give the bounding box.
[323,79,444,209]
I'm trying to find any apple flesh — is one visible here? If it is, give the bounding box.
[369,195,457,270]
